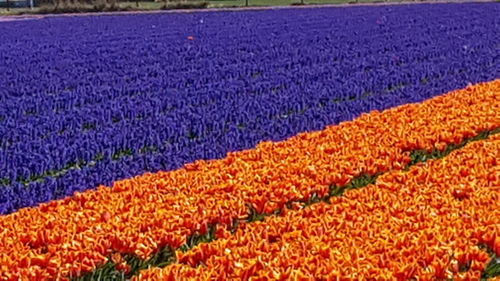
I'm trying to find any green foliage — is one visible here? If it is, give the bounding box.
[72,261,126,281]
[409,128,499,166]
[482,256,500,280]
[161,2,209,10]
[0,178,11,186]
[179,224,217,252]
[246,204,267,222]
[479,244,500,280]
[73,246,176,281]
[246,204,281,222]
[329,173,379,197]
[127,246,177,274]
[36,4,132,14]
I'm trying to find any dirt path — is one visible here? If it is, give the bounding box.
[0,0,495,21]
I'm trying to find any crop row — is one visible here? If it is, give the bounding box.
[1,3,499,214]
[136,134,500,281]
[0,80,497,280]
[78,115,500,280]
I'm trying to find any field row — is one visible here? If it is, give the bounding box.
[137,134,500,280]
[1,3,498,214]
[0,80,497,280]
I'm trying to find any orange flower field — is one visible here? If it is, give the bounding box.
[136,134,499,281]
[0,80,498,280]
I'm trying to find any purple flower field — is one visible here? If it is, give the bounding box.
[0,2,498,214]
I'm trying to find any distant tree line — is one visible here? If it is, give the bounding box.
[0,0,207,13]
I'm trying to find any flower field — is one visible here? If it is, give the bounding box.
[0,2,499,281]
